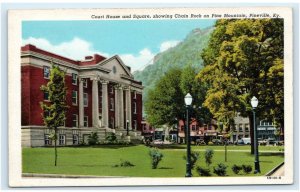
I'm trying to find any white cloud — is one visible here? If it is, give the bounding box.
[22,37,181,73]
[22,37,109,60]
[159,40,180,52]
[119,48,155,72]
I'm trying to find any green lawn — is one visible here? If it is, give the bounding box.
[22,145,284,177]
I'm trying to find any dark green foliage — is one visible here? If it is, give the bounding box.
[105,132,117,143]
[149,148,164,169]
[196,166,211,176]
[198,19,284,153]
[231,164,243,174]
[113,159,135,167]
[213,163,228,176]
[242,164,253,174]
[183,151,200,170]
[205,149,214,167]
[88,132,99,145]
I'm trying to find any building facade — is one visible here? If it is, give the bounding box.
[21,44,143,147]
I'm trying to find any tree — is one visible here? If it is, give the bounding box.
[198,19,284,153]
[145,67,185,127]
[40,63,68,166]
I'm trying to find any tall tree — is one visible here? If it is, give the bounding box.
[198,19,284,153]
[145,67,184,127]
[40,64,68,166]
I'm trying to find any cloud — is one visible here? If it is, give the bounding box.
[159,40,180,52]
[119,48,155,72]
[22,37,109,60]
[22,37,181,73]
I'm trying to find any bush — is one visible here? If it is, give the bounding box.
[242,165,253,174]
[149,148,163,169]
[213,163,227,176]
[196,166,211,176]
[231,164,243,174]
[183,151,200,170]
[105,132,117,143]
[113,159,135,167]
[88,132,99,145]
[208,141,214,146]
[205,149,214,167]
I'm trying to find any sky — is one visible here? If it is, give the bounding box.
[22,19,216,72]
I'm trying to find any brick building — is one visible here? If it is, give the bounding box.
[21,44,143,147]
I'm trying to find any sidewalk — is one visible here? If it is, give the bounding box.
[270,164,284,176]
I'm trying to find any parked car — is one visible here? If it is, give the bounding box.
[234,139,245,145]
[212,139,223,145]
[195,139,206,146]
[153,139,163,145]
[242,138,251,145]
[267,138,279,146]
[258,139,268,146]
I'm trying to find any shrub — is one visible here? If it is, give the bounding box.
[183,151,200,170]
[205,149,214,167]
[113,159,135,167]
[213,163,227,176]
[196,166,211,176]
[105,132,117,143]
[242,165,253,174]
[208,141,214,146]
[149,148,163,169]
[88,132,99,145]
[231,164,243,174]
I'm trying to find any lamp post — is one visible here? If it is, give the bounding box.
[126,120,129,136]
[251,96,260,174]
[184,93,193,177]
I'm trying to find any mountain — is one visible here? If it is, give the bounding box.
[133,27,214,109]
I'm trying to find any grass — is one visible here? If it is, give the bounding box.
[22,145,284,177]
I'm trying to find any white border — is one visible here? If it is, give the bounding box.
[8,7,293,187]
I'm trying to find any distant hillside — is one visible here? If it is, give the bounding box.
[133,27,213,110]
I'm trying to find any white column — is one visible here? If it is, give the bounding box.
[101,80,109,128]
[119,86,124,129]
[92,78,99,128]
[125,86,132,130]
[79,78,84,127]
[114,85,120,129]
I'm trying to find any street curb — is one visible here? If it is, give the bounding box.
[265,162,284,176]
[22,173,128,178]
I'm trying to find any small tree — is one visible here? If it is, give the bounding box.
[213,163,228,176]
[183,151,200,170]
[205,149,214,167]
[231,164,243,175]
[40,63,68,166]
[149,148,164,169]
[242,165,253,174]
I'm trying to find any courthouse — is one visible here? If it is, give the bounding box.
[21,44,143,147]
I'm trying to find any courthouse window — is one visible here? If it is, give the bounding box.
[72,73,78,85]
[44,91,49,100]
[110,98,114,111]
[84,116,88,127]
[133,102,137,114]
[84,93,88,107]
[43,66,50,79]
[83,79,88,88]
[72,114,78,127]
[73,134,79,145]
[72,91,77,105]
[59,134,66,145]
[44,134,52,145]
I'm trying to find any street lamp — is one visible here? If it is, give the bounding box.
[184,93,193,177]
[251,96,260,174]
[126,120,129,136]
